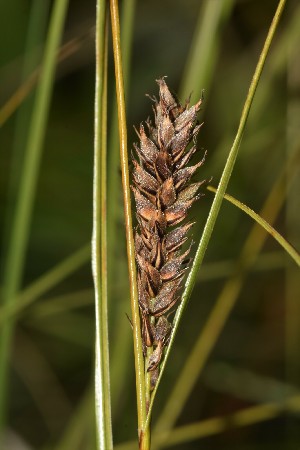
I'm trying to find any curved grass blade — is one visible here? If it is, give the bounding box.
[207,186,300,266]
[145,0,287,428]
[116,393,300,450]
[153,394,300,448]
[153,145,300,438]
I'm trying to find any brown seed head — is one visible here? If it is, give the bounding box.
[131,78,205,377]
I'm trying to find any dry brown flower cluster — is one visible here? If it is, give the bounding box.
[131,78,205,386]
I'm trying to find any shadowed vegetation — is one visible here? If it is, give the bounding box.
[0,0,299,449]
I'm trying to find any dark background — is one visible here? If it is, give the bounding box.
[1,0,299,449]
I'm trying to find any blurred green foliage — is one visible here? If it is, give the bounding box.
[0,0,299,449]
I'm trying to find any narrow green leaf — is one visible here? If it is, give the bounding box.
[146,0,287,427]
[153,145,299,438]
[207,185,300,266]
[115,393,300,450]
[107,0,137,412]
[93,1,113,448]
[109,0,147,445]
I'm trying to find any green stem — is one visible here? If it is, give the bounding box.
[207,186,300,266]
[0,0,69,432]
[146,0,287,428]
[142,346,153,449]
[153,135,299,440]
[108,0,135,195]
[108,0,137,411]
[109,0,147,445]
[116,393,300,450]
[93,1,113,448]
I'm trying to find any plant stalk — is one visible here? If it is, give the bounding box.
[109,0,147,445]
[93,1,113,448]
[146,0,287,427]
[207,186,300,266]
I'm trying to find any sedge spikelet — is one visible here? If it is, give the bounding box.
[131,78,205,381]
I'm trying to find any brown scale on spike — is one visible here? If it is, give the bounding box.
[131,78,205,385]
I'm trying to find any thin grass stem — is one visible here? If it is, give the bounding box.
[285,26,300,442]
[146,0,287,428]
[108,0,137,412]
[109,0,147,445]
[207,186,300,266]
[14,248,285,322]
[115,393,300,450]
[209,3,300,173]
[92,1,113,448]
[108,0,135,195]
[153,146,299,438]
[155,395,300,448]
[4,245,285,326]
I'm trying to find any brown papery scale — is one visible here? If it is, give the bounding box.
[131,78,205,382]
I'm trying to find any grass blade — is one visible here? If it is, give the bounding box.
[92,1,113,448]
[107,0,137,412]
[153,145,299,438]
[207,185,300,266]
[109,0,147,446]
[115,393,300,450]
[146,0,287,427]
